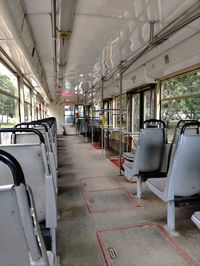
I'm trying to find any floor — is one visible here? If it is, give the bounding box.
[57,135,200,266]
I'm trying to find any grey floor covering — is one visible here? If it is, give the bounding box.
[57,135,200,266]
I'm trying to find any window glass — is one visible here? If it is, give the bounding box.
[35,105,39,120]
[65,105,75,125]
[0,93,19,127]
[24,85,31,103]
[132,94,140,132]
[0,62,18,97]
[114,95,126,128]
[24,85,31,121]
[162,71,200,99]
[93,102,101,118]
[40,104,44,119]
[109,100,113,127]
[0,62,19,127]
[32,93,37,120]
[161,70,200,141]
[24,102,31,122]
[103,102,109,127]
[76,105,84,118]
[143,90,154,121]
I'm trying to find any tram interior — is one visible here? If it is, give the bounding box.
[0,0,200,265]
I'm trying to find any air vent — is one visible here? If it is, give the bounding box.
[32,47,35,57]
[164,54,169,64]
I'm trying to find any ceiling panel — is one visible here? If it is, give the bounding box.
[28,15,53,69]
[63,0,199,95]
[14,0,199,102]
[76,0,198,23]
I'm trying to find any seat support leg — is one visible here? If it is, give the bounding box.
[136,176,142,198]
[167,201,175,231]
[51,228,57,266]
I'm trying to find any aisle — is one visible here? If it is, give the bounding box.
[57,135,200,266]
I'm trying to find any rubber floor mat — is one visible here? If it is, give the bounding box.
[81,188,139,213]
[81,176,121,191]
[96,223,197,266]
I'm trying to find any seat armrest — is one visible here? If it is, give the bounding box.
[146,178,167,201]
[191,212,200,229]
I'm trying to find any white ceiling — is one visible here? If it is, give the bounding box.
[0,0,199,103]
[63,0,199,96]
[24,0,54,98]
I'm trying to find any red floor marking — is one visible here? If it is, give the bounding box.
[80,175,115,180]
[110,157,124,170]
[134,196,143,207]
[84,188,135,213]
[81,176,118,181]
[96,223,197,266]
[91,143,101,149]
[81,176,120,192]
[112,176,143,208]
[86,187,122,193]
[80,176,140,213]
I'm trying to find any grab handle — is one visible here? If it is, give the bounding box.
[180,122,200,134]
[143,119,166,128]
[0,128,45,143]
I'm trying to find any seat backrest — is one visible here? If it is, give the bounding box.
[13,130,52,153]
[13,132,41,144]
[172,119,199,146]
[0,144,48,222]
[132,127,167,175]
[168,121,200,169]
[164,134,200,199]
[0,150,49,266]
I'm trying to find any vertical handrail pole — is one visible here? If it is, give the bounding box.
[101,77,104,158]
[84,90,87,139]
[119,62,123,175]
[91,86,94,146]
[126,93,129,151]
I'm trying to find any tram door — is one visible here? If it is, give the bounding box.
[103,99,113,128]
[64,105,75,125]
[143,89,154,122]
[103,99,113,148]
[131,86,155,132]
[131,93,140,132]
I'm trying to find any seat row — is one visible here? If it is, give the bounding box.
[123,119,200,232]
[0,117,58,266]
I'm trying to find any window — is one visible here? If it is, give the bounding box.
[24,85,32,122]
[75,105,84,118]
[131,93,140,132]
[0,62,19,127]
[93,102,101,119]
[114,95,127,129]
[0,63,18,97]
[161,70,200,141]
[65,105,75,125]
[143,89,154,121]
[0,94,19,126]
[103,100,113,127]
[32,92,37,120]
[130,87,155,132]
